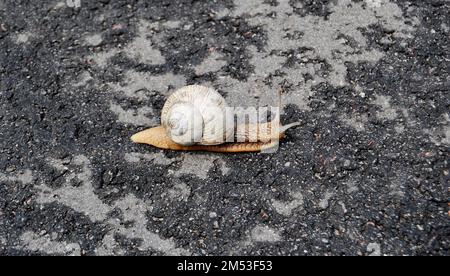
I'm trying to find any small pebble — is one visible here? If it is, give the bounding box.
[209,212,217,218]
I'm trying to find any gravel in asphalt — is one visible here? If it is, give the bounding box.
[0,0,448,255]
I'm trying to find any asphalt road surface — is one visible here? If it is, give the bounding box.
[0,0,449,256]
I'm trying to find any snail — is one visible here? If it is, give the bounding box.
[131,85,300,152]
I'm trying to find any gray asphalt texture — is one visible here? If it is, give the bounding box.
[0,0,449,256]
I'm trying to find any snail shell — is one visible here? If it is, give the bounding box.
[161,85,234,146]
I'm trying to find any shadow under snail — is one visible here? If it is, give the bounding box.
[131,85,300,152]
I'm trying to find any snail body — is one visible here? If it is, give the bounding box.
[131,85,300,152]
[130,125,274,153]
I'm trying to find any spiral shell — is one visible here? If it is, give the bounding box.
[161,85,234,146]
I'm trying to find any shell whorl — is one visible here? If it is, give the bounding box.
[161,85,234,146]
